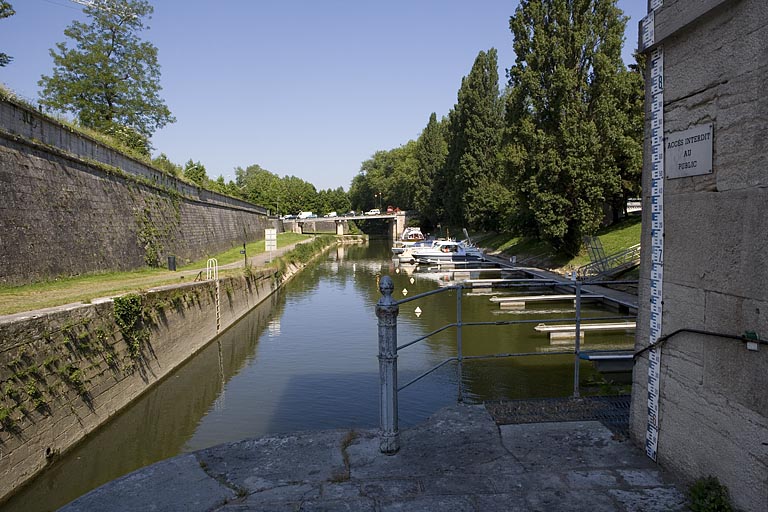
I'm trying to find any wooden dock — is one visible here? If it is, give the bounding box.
[534,321,636,333]
[465,278,558,289]
[579,351,635,372]
[535,321,636,342]
[490,293,604,308]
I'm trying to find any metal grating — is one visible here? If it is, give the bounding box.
[485,394,631,438]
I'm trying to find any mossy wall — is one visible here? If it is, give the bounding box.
[0,264,302,504]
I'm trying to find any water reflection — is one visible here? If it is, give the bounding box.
[4,239,632,511]
[4,291,281,512]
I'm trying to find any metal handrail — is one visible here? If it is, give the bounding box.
[577,244,641,280]
[375,275,637,454]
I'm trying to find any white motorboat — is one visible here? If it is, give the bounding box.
[396,240,436,262]
[391,227,427,255]
[408,239,485,265]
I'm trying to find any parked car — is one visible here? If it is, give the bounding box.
[324,211,338,217]
[298,211,314,219]
[365,208,381,216]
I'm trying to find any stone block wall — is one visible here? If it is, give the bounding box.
[0,135,275,285]
[0,97,262,213]
[630,1,768,510]
[0,264,298,504]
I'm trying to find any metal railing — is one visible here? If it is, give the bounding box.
[375,275,636,454]
[576,244,641,281]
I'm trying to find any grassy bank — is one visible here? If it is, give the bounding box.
[476,215,642,273]
[0,233,312,316]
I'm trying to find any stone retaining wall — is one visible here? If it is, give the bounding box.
[0,97,262,213]
[0,263,302,504]
[630,1,768,510]
[0,135,275,285]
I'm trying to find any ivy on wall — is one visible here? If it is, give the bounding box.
[133,192,180,267]
[113,293,148,359]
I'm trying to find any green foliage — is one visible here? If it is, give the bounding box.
[135,207,164,267]
[272,236,336,278]
[3,382,21,402]
[183,160,208,186]
[688,476,733,512]
[480,209,641,270]
[348,141,419,214]
[414,113,449,228]
[59,364,88,396]
[443,48,505,228]
[463,177,516,232]
[113,293,148,359]
[102,123,151,157]
[25,382,47,411]
[235,164,335,216]
[0,405,17,432]
[505,0,641,255]
[0,1,14,67]
[38,0,175,138]
[151,153,183,177]
[316,187,351,217]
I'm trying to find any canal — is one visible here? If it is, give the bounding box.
[4,240,634,511]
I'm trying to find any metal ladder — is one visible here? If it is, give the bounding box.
[207,258,220,332]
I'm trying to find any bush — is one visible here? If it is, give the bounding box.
[688,476,733,512]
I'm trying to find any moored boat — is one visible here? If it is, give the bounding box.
[409,239,485,265]
[391,227,427,255]
[396,240,436,262]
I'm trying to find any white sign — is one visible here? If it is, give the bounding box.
[665,123,713,179]
[265,228,277,251]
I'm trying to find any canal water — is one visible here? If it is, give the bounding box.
[5,240,634,511]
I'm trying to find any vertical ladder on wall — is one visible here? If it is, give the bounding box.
[207,258,220,332]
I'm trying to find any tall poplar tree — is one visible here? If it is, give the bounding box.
[414,113,448,228]
[38,0,174,144]
[505,0,638,255]
[444,49,505,227]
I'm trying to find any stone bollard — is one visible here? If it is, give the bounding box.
[376,275,400,454]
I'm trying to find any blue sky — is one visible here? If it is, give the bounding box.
[2,0,648,191]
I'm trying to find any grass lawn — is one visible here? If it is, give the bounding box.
[475,214,642,272]
[0,233,311,316]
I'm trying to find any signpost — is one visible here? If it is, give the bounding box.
[265,228,277,262]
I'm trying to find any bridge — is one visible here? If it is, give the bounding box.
[283,212,408,238]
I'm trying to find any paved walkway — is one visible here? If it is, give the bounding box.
[60,405,686,511]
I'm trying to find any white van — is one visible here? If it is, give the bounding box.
[298,211,314,219]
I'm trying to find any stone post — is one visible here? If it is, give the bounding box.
[376,275,400,454]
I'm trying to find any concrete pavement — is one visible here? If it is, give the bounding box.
[60,405,687,511]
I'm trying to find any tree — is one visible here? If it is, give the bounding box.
[0,2,14,67]
[505,0,637,255]
[350,142,419,214]
[235,164,282,211]
[414,113,448,228]
[606,55,644,220]
[151,153,182,177]
[443,49,505,228]
[183,160,207,186]
[38,0,174,138]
